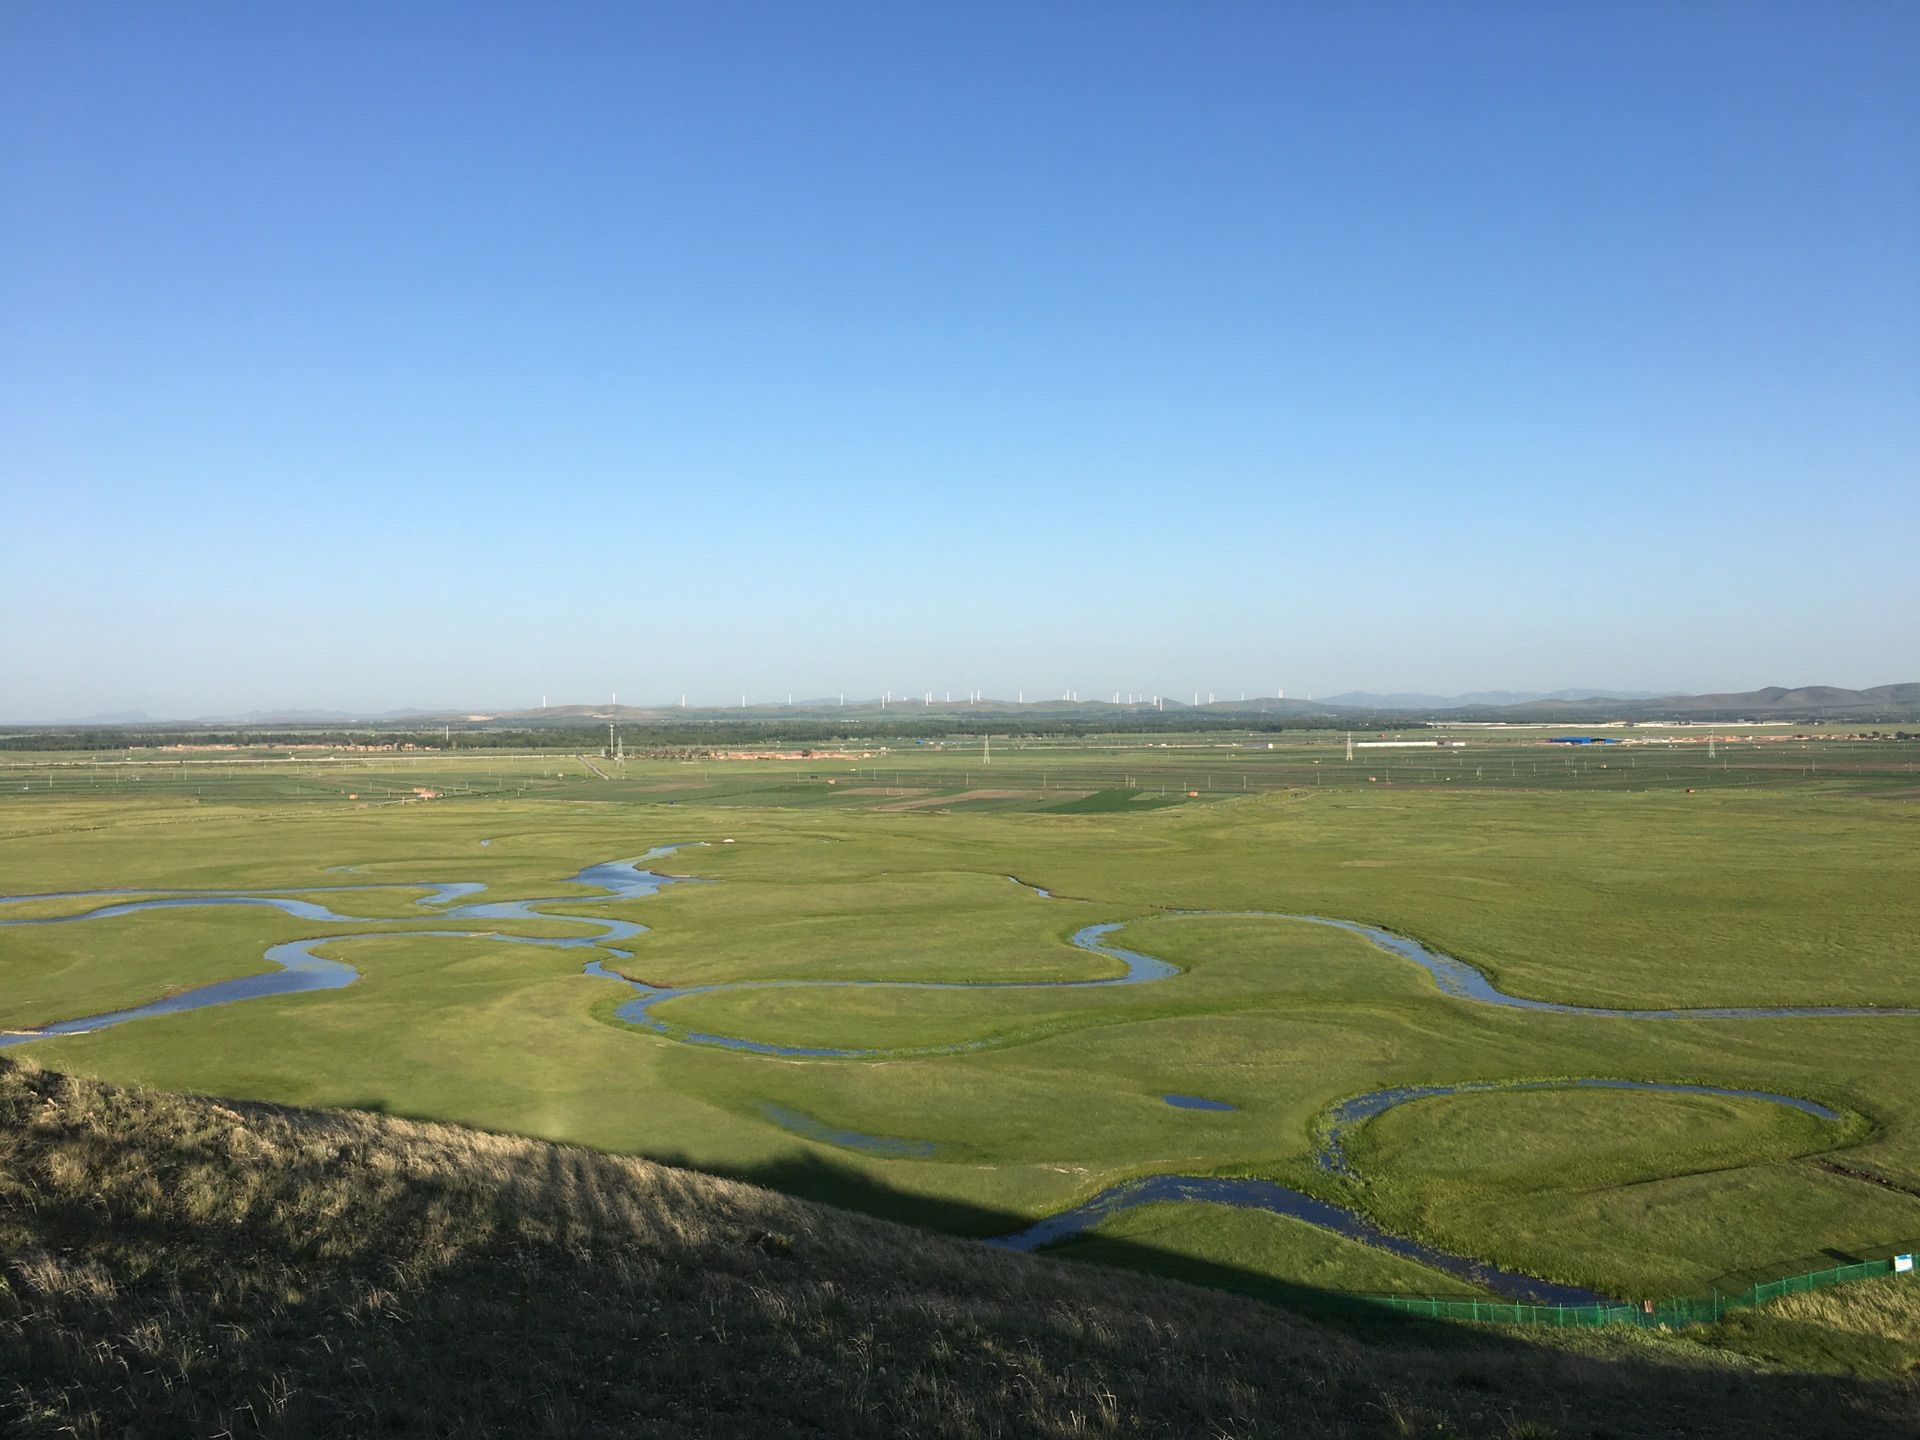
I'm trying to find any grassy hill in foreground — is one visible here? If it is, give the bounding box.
[2,1059,1916,1439]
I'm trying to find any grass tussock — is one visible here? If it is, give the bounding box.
[1686,1275,1920,1378]
[1770,1276,1920,1345]
[1,1058,1917,1439]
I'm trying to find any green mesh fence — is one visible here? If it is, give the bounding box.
[1353,1248,1919,1328]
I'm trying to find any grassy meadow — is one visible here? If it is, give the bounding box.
[2,729,1918,1337]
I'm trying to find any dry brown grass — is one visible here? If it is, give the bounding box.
[1692,1274,1920,1375]
[1,1057,1916,1438]
[1757,1276,1920,1344]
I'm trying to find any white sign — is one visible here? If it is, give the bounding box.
[1896,1254,1915,1274]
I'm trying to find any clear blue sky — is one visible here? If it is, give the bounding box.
[4,2,1915,719]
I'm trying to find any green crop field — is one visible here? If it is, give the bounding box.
[4,729,1919,1355]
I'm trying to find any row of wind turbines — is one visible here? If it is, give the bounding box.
[540,688,1301,712]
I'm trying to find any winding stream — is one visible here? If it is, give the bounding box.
[1197,911,1920,1021]
[0,850,694,1050]
[1318,1077,1840,1177]
[2,849,1905,1304]
[982,1074,1848,1304]
[980,1172,1614,1305]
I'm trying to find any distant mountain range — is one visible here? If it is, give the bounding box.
[195,708,447,724]
[47,708,446,726]
[1311,684,1919,720]
[427,684,1920,723]
[1386,683,1920,721]
[1318,689,1668,709]
[1588,684,1920,719]
[24,684,1920,728]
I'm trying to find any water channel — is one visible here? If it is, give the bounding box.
[2,850,1901,1303]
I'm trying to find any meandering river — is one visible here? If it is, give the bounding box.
[2,849,1901,1303]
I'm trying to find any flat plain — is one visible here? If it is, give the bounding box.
[4,727,1918,1325]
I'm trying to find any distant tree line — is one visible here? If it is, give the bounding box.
[0,714,1441,752]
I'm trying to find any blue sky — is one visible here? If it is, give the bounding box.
[3,2,1915,719]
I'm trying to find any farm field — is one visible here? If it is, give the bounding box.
[3,732,1919,1335]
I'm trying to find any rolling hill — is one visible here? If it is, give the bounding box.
[2,1058,1916,1438]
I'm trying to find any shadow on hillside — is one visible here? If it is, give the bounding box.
[661,1150,1618,1351]
[7,1058,1916,1439]
[636,1147,1920,1435]
[662,1148,1034,1238]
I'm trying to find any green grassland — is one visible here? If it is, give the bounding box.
[1041,1201,1497,1300]
[1344,1088,1911,1298]
[1,908,291,1029]
[2,735,1918,1350]
[6,724,1918,810]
